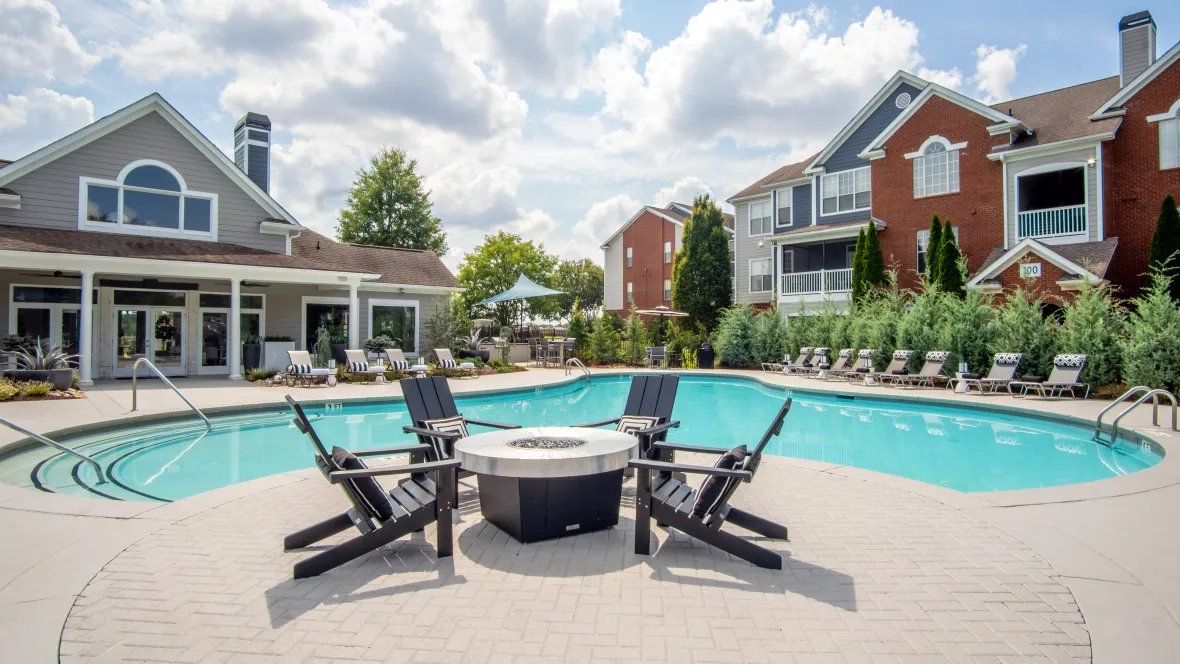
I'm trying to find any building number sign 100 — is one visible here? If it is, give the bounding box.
[1019,263,1042,279]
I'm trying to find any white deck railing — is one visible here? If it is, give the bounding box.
[780,268,854,296]
[1017,204,1086,239]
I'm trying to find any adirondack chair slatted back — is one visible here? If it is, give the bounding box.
[988,353,1022,380]
[1047,354,1087,384]
[624,374,679,421]
[285,395,379,525]
[402,377,461,459]
[704,398,792,522]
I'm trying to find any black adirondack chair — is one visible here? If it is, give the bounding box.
[282,395,460,579]
[631,398,792,570]
[574,374,681,461]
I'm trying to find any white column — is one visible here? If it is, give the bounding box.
[228,278,242,380]
[78,270,94,386]
[348,283,360,349]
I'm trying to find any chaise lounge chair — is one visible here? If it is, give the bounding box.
[385,348,427,378]
[575,374,680,462]
[829,348,874,380]
[862,350,913,385]
[285,349,332,387]
[895,351,951,388]
[343,349,386,383]
[795,348,830,376]
[813,348,853,378]
[1007,354,1090,399]
[948,353,1022,393]
[281,395,459,579]
[434,348,478,378]
[760,353,791,372]
[630,398,793,569]
[785,347,816,374]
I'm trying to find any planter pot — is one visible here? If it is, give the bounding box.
[242,344,262,372]
[263,341,295,371]
[330,344,348,365]
[3,368,73,391]
[458,349,490,362]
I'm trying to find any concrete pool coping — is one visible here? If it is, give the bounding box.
[2,367,1179,662]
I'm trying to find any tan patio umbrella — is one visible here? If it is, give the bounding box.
[634,305,688,345]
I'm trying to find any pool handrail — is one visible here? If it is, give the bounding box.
[565,357,590,380]
[130,357,212,430]
[0,416,106,484]
[1100,388,1177,443]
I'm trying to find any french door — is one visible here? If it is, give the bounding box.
[114,307,186,377]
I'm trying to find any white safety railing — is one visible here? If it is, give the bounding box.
[1017,204,1086,239]
[0,417,106,483]
[780,268,854,296]
[131,358,212,430]
[565,357,590,380]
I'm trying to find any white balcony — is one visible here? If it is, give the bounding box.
[1017,204,1086,240]
[780,268,854,296]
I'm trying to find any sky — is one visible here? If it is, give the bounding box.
[2,0,1177,272]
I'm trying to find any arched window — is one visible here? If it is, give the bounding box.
[909,136,962,198]
[1149,99,1180,170]
[79,160,217,238]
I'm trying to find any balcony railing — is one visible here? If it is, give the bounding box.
[780,268,854,296]
[1017,204,1087,240]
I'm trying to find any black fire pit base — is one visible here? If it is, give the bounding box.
[476,470,624,543]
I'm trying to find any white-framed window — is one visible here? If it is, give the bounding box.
[626,246,632,267]
[663,241,672,263]
[749,258,772,293]
[780,248,795,274]
[748,200,772,236]
[911,138,961,198]
[1148,99,1180,170]
[197,292,265,372]
[820,166,871,215]
[663,279,671,301]
[916,226,959,274]
[368,299,419,355]
[626,282,633,302]
[78,160,218,239]
[777,187,793,226]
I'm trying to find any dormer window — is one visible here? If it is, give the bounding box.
[79,160,217,239]
[908,136,965,198]
[1149,100,1180,170]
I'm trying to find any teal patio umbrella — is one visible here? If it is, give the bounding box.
[475,274,564,331]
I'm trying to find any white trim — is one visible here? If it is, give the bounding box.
[0,93,301,227]
[598,206,684,248]
[0,192,19,209]
[259,220,305,234]
[626,246,632,268]
[350,283,462,295]
[804,70,928,173]
[367,298,420,357]
[301,295,350,350]
[1002,161,1010,248]
[1096,144,1104,241]
[748,200,773,237]
[966,238,1102,288]
[861,84,1022,157]
[759,175,810,190]
[810,175,817,226]
[196,290,266,375]
[77,160,220,240]
[775,185,794,227]
[1015,161,1087,178]
[986,133,1115,162]
[904,135,967,160]
[769,219,881,243]
[819,166,871,217]
[748,257,773,294]
[1093,40,1180,118]
[1146,99,1180,123]
[1013,162,1089,243]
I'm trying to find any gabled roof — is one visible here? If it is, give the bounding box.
[0,93,303,229]
[292,229,459,289]
[990,77,1122,153]
[862,83,1023,156]
[967,238,1116,288]
[1093,39,1180,118]
[804,70,928,173]
[599,203,732,250]
[727,155,815,203]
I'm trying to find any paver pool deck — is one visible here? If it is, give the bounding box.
[1,368,1178,663]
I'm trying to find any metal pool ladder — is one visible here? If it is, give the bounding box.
[0,417,106,483]
[131,358,212,430]
[1095,386,1177,443]
[565,357,590,381]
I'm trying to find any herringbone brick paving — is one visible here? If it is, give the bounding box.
[60,457,1090,663]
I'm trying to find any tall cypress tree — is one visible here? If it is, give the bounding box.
[671,194,733,331]
[863,220,888,290]
[851,228,867,302]
[938,226,965,298]
[926,215,943,285]
[1148,194,1180,300]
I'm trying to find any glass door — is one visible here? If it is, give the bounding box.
[115,309,148,374]
[114,307,186,377]
[151,309,185,374]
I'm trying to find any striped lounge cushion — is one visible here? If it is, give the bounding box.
[389,360,409,371]
[289,364,313,374]
[438,358,457,369]
[348,361,370,372]
[423,415,468,460]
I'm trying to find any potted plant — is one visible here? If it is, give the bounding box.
[242,334,263,372]
[326,332,349,365]
[364,335,399,360]
[312,327,333,368]
[3,338,76,390]
[263,335,295,371]
[456,327,490,362]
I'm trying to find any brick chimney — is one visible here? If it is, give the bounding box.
[1119,11,1157,87]
[234,112,271,193]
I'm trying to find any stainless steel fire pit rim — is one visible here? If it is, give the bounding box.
[454,426,637,478]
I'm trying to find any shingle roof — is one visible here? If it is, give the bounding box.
[0,224,359,273]
[727,155,816,203]
[0,159,11,169]
[991,77,1123,151]
[770,217,878,239]
[0,187,17,196]
[292,229,459,288]
[973,238,1118,282]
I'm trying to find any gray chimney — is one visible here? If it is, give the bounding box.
[234,112,271,193]
[1119,11,1157,87]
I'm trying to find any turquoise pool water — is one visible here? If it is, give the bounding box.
[0,375,1161,501]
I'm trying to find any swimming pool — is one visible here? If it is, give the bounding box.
[0,374,1161,501]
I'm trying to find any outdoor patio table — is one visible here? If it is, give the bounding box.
[454,426,636,543]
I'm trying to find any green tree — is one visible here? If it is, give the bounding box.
[1059,281,1125,388]
[937,228,966,298]
[336,147,448,255]
[1148,194,1180,300]
[926,215,943,284]
[554,259,604,317]
[622,306,647,366]
[567,310,589,356]
[584,315,621,365]
[851,228,868,302]
[424,296,462,362]
[714,305,756,367]
[862,220,888,291]
[991,286,1058,378]
[1121,267,1180,390]
[939,288,995,372]
[671,195,733,331]
[897,287,948,372]
[456,231,560,326]
[750,305,788,364]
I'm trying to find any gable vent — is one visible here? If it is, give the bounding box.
[894,92,912,110]
[234,112,271,193]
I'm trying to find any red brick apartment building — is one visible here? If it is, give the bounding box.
[600,202,734,316]
[726,9,1180,311]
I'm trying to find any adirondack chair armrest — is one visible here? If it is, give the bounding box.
[650,441,731,456]
[353,443,434,457]
[328,459,463,483]
[573,418,622,428]
[629,459,752,479]
[465,418,521,430]
[636,420,680,436]
[402,425,462,439]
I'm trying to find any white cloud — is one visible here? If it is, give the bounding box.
[0,0,100,87]
[653,177,712,207]
[0,88,94,159]
[918,66,963,90]
[971,44,1027,103]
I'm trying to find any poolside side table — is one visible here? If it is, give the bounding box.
[454,426,637,543]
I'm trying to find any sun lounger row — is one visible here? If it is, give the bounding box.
[284,348,478,387]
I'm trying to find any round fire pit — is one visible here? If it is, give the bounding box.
[507,437,588,450]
